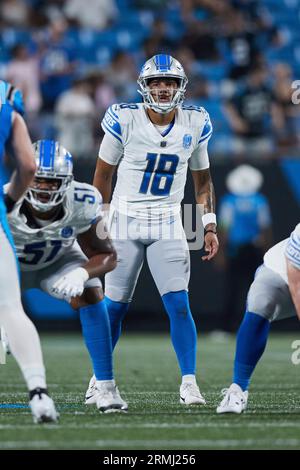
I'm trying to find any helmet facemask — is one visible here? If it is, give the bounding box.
[137,55,188,114]
[25,175,73,213]
[138,76,187,114]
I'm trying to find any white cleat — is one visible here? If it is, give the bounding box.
[85,376,128,412]
[85,375,97,405]
[29,389,59,424]
[216,383,248,414]
[96,382,128,413]
[180,382,206,405]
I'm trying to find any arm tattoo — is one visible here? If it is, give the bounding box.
[193,169,216,213]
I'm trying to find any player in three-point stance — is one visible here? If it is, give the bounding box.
[217,223,300,413]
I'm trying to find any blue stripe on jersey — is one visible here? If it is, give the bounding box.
[286,234,300,269]
[102,110,122,138]
[101,121,123,143]
[198,118,213,144]
[154,54,171,72]
[108,105,119,120]
[161,117,175,137]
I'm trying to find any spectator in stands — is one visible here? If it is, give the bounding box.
[180,18,221,62]
[0,0,31,27]
[6,44,42,115]
[5,43,42,139]
[64,0,118,30]
[175,47,209,104]
[106,51,138,103]
[86,71,116,116]
[224,63,283,156]
[272,63,300,149]
[224,11,261,81]
[55,76,96,159]
[142,18,179,58]
[216,164,273,332]
[39,18,77,111]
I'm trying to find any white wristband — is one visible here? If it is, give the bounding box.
[202,213,217,228]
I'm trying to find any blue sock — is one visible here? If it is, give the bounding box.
[105,296,129,350]
[79,300,113,380]
[233,311,270,391]
[162,290,197,376]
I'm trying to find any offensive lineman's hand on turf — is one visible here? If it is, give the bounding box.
[52,267,89,301]
[202,232,219,261]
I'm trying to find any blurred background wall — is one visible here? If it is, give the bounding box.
[1,0,300,331]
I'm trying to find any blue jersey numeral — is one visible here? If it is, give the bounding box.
[119,103,138,109]
[19,240,63,265]
[74,187,95,204]
[182,105,202,112]
[139,153,179,196]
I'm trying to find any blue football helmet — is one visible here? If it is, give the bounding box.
[137,54,188,114]
[25,140,73,212]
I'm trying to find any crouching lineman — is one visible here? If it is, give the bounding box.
[6,139,127,413]
[217,223,300,413]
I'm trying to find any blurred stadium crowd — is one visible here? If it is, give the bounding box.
[1,0,300,159]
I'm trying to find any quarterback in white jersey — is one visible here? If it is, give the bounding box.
[217,224,300,414]
[92,54,219,406]
[6,139,127,413]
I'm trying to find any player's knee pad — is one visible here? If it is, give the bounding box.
[105,285,133,303]
[247,282,278,321]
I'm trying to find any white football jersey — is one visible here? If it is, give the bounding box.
[6,181,102,271]
[263,223,300,283]
[99,103,212,220]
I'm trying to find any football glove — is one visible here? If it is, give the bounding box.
[52,267,89,301]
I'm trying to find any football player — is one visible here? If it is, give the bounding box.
[0,81,58,423]
[6,139,127,413]
[217,223,300,414]
[92,54,219,405]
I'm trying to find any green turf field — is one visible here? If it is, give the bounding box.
[0,332,299,450]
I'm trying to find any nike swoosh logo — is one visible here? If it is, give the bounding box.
[180,396,185,402]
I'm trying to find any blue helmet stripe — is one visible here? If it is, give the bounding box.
[40,140,55,168]
[154,54,171,72]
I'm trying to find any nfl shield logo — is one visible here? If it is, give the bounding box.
[183,134,192,149]
[61,226,73,238]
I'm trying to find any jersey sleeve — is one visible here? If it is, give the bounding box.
[198,109,213,145]
[76,186,103,234]
[188,139,210,170]
[101,104,123,144]
[285,224,300,270]
[188,109,212,170]
[98,131,123,165]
